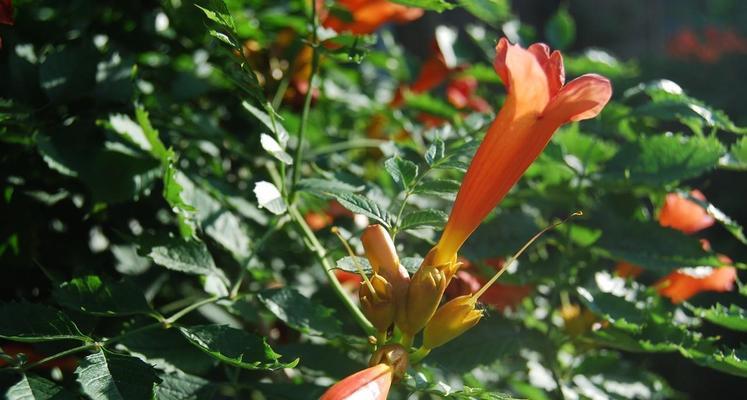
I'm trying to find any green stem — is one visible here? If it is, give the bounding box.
[21,343,98,371]
[164,295,222,325]
[105,323,162,346]
[290,1,320,203]
[409,346,431,364]
[400,333,414,349]
[229,216,286,299]
[289,206,376,336]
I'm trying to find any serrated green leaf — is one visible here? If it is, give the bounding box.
[400,209,448,230]
[603,134,725,186]
[135,105,169,161]
[545,7,575,49]
[260,133,293,165]
[336,255,421,275]
[385,157,419,189]
[627,80,747,134]
[413,178,461,199]
[258,287,343,337]
[36,135,161,204]
[335,256,373,275]
[242,101,289,146]
[295,178,365,196]
[425,138,446,165]
[327,192,392,228]
[428,318,545,373]
[688,303,747,332]
[195,0,235,31]
[404,92,459,120]
[52,275,153,317]
[684,191,747,245]
[391,0,454,12]
[118,328,217,375]
[163,153,198,238]
[6,374,76,400]
[720,136,747,170]
[140,235,229,296]
[461,211,538,261]
[75,350,161,400]
[0,303,88,342]
[155,372,217,400]
[577,287,646,331]
[458,0,511,25]
[682,345,747,378]
[179,325,297,370]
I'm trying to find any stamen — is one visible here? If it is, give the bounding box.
[471,211,582,302]
[331,226,378,299]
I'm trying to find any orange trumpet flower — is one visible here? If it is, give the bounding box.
[656,265,737,304]
[320,363,393,400]
[429,38,612,266]
[658,190,715,234]
[323,0,423,35]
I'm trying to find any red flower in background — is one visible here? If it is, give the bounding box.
[667,26,747,63]
[658,190,715,234]
[0,0,14,48]
[445,258,532,311]
[323,0,423,35]
[0,344,78,372]
[391,41,493,119]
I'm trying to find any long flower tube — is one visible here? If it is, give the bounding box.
[321,344,408,400]
[320,363,393,400]
[428,38,612,267]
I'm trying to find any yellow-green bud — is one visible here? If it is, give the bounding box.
[397,262,449,336]
[423,295,483,349]
[359,274,395,333]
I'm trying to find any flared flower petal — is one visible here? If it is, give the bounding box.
[656,266,737,304]
[431,38,612,265]
[658,190,715,234]
[323,0,423,35]
[321,364,393,400]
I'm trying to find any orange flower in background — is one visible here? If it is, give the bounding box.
[656,266,737,304]
[615,241,736,303]
[429,38,612,266]
[323,0,423,35]
[304,200,356,231]
[658,190,715,234]
[320,363,393,400]
[614,260,644,279]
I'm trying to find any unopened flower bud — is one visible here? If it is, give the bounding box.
[423,295,483,349]
[361,224,410,311]
[359,274,395,333]
[397,262,449,336]
[369,344,409,382]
